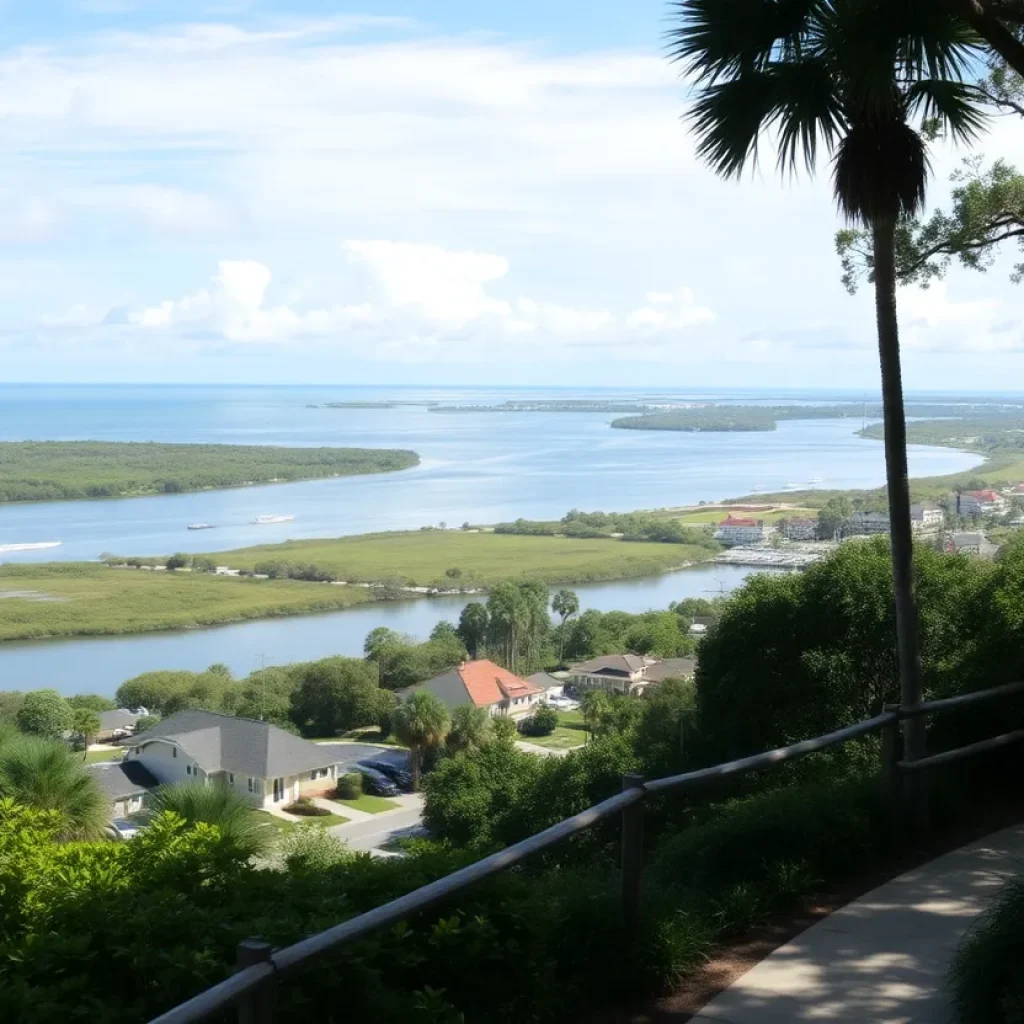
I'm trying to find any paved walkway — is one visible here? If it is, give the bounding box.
[692,823,1024,1024]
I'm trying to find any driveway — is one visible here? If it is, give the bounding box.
[328,794,425,852]
[315,743,410,770]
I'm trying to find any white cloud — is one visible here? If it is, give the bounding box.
[898,283,1018,353]
[344,241,511,327]
[626,287,716,330]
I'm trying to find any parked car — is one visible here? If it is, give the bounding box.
[352,764,400,797]
[359,758,413,792]
[109,818,143,840]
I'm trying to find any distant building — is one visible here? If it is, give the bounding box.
[910,504,944,532]
[849,511,890,535]
[87,760,157,818]
[780,517,818,541]
[945,533,1000,558]
[567,655,697,696]
[957,490,1004,518]
[403,659,544,720]
[715,516,765,546]
[96,709,141,742]
[527,671,566,700]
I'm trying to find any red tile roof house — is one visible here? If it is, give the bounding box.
[715,515,765,546]
[401,659,544,720]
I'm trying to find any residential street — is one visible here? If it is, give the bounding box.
[329,794,425,852]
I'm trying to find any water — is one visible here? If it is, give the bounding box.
[0,384,982,695]
[0,563,767,696]
[0,385,981,561]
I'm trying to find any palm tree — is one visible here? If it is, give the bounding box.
[393,691,450,791]
[70,707,102,754]
[457,602,489,659]
[953,0,1024,77]
[447,704,493,753]
[670,0,985,808]
[0,736,108,840]
[146,781,272,856]
[551,589,580,665]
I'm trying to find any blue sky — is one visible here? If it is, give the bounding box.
[2,0,1024,388]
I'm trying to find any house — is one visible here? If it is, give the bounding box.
[403,659,544,720]
[688,615,717,636]
[946,533,1001,558]
[780,518,818,541]
[957,490,1004,518]
[87,759,158,818]
[849,510,890,535]
[527,671,566,700]
[910,504,944,531]
[97,709,141,742]
[567,655,697,696]
[122,710,344,808]
[715,516,765,546]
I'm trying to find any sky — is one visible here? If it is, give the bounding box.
[2,0,1024,389]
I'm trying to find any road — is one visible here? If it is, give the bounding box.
[329,795,425,852]
[315,742,410,770]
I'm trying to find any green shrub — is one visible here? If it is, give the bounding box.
[165,553,191,570]
[283,797,331,817]
[520,706,558,736]
[335,773,362,800]
[951,879,1024,1024]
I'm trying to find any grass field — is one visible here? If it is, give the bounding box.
[335,794,401,814]
[0,441,418,503]
[209,530,712,589]
[520,710,588,750]
[253,810,349,834]
[0,563,376,642]
[661,506,818,525]
[83,748,122,763]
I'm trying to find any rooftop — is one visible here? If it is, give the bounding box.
[131,710,340,779]
[87,759,158,801]
[719,516,759,527]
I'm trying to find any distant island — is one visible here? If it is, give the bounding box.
[316,401,440,410]
[0,442,419,503]
[429,400,656,413]
[611,402,1024,433]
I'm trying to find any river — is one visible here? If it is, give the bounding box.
[0,563,768,696]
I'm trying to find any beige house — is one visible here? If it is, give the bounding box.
[122,710,343,809]
[87,759,158,818]
[567,655,697,696]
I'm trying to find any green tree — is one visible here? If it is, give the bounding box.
[951,1,1024,80]
[672,0,985,788]
[69,708,101,750]
[288,657,384,737]
[817,495,854,540]
[457,602,489,659]
[0,691,25,726]
[520,705,559,737]
[446,704,493,753]
[0,736,107,839]
[430,620,461,644]
[133,714,161,733]
[67,694,117,713]
[165,552,191,570]
[363,627,408,687]
[551,589,580,665]
[486,582,528,671]
[146,781,272,856]
[15,689,72,739]
[580,690,612,740]
[393,691,450,791]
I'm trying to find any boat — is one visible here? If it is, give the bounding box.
[252,514,295,525]
[187,523,216,531]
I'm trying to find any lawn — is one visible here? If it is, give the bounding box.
[0,562,376,642]
[334,794,401,814]
[209,530,712,589]
[83,748,122,763]
[662,506,818,525]
[521,710,589,750]
[0,441,418,503]
[253,810,349,834]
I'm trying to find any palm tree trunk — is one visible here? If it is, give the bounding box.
[410,746,421,792]
[872,215,928,829]
[955,0,1024,79]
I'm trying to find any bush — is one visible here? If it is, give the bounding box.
[165,553,191,570]
[334,773,363,800]
[950,879,1024,1024]
[520,706,559,737]
[283,797,331,817]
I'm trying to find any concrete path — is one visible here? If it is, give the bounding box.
[515,739,574,758]
[693,823,1024,1024]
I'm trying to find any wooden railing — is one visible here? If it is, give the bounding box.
[149,680,1024,1024]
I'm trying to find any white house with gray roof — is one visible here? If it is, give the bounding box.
[122,710,344,808]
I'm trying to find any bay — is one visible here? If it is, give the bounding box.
[0,384,981,562]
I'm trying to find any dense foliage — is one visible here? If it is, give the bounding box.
[0,442,418,502]
[495,509,723,548]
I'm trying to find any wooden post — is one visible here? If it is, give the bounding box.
[620,773,646,934]
[235,939,275,1024]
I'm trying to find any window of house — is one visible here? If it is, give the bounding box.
[172,748,177,758]
[247,778,254,793]
[186,764,191,775]
[134,747,140,755]
[229,773,234,784]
